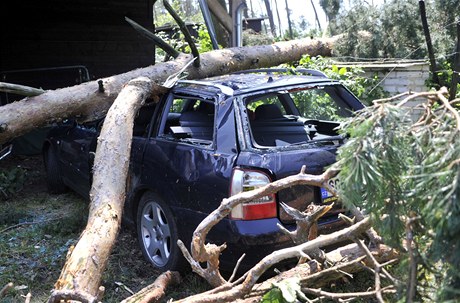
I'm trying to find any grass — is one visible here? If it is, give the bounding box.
[0,155,211,302]
[0,192,87,302]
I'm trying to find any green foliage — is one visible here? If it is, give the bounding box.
[295,55,389,105]
[261,278,305,303]
[262,287,284,303]
[332,0,458,62]
[196,26,214,53]
[152,1,213,61]
[336,96,460,300]
[332,0,426,59]
[337,104,413,248]
[425,59,460,97]
[0,167,25,199]
[320,0,342,32]
[431,0,459,59]
[153,1,203,28]
[155,23,219,62]
[291,88,343,121]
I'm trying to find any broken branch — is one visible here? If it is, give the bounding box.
[0,82,45,97]
[163,0,200,67]
[302,286,396,301]
[177,218,373,303]
[185,165,339,287]
[125,16,180,59]
[237,242,398,303]
[120,271,181,303]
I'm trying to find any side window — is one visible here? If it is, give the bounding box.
[133,103,157,137]
[160,96,215,143]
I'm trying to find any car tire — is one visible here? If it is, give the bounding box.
[136,192,187,272]
[44,147,67,194]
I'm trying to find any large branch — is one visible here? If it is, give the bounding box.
[237,242,398,302]
[176,218,374,303]
[206,0,233,33]
[48,77,154,303]
[163,1,200,67]
[183,166,339,287]
[0,37,335,144]
[0,82,45,97]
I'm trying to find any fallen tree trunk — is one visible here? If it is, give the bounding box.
[0,37,335,145]
[48,77,154,303]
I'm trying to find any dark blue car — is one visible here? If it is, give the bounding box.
[43,68,364,273]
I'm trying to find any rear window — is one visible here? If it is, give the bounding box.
[290,86,354,121]
[245,85,357,148]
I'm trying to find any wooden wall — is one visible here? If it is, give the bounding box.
[0,0,155,86]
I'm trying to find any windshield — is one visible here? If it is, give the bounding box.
[244,84,360,148]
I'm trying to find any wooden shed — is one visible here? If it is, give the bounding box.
[0,0,155,88]
[0,0,156,155]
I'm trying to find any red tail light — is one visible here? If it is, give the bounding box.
[229,168,277,220]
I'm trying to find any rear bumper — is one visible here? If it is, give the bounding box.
[217,217,348,271]
[174,207,348,272]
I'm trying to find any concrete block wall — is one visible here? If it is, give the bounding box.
[336,60,431,95]
[337,60,431,119]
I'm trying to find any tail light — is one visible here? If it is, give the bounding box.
[229,168,277,220]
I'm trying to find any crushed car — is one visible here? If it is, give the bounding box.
[43,68,365,273]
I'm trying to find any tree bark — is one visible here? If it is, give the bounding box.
[419,0,440,87]
[0,37,335,145]
[121,271,181,303]
[273,0,282,37]
[237,243,398,303]
[176,218,374,303]
[263,0,277,36]
[206,0,233,34]
[309,0,322,32]
[48,77,154,303]
[284,0,293,39]
[0,82,44,97]
[449,22,460,101]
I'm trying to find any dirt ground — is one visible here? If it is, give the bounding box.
[0,154,206,302]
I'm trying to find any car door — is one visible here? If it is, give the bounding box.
[139,92,238,237]
[58,120,99,196]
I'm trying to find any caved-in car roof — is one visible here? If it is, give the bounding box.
[176,71,340,97]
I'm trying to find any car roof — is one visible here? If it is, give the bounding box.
[175,68,341,97]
